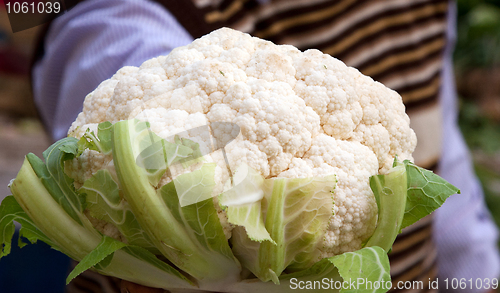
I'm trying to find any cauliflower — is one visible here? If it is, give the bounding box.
[68,28,416,256]
[5,28,458,293]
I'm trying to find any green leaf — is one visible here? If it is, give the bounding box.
[9,157,194,289]
[0,196,55,258]
[112,119,240,282]
[27,137,86,225]
[77,122,113,156]
[79,170,158,253]
[232,175,336,282]
[402,160,460,229]
[173,163,217,207]
[159,178,239,279]
[160,180,232,258]
[232,247,390,293]
[66,235,126,284]
[227,202,273,243]
[328,246,391,293]
[220,164,273,243]
[58,141,78,155]
[120,245,191,282]
[0,197,16,258]
[131,120,194,186]
[365,159,459,251]
[175,136,206,168]
[96,122,113,153]
[68,238,190,286]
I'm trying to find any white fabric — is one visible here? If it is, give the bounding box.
[32,0,500,288]
[32,0,193,140]
[434,2,500,291]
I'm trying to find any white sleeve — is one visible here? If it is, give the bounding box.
[434,2,500,291]
[32,0,193,140]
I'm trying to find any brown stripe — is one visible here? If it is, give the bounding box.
[219,0,241,11]
[389,215,436,287]
[396,69,441,97]
[254,0,358,39]
[424,265,439,292]
[403,92,439,111]
[361,38,445,79]
[401,75,441,105]
[389,234,430,265]
[390,225,432,255]
[316,1,448,56]
[206,0,248,23]
[355,31,446,74]
[255,0,344,30]
[155,0,216,38]
[343,19,446,67]
[374,49,443,86]
[390,240,437,279]
[368,43,444,84]
[225,0,260,26]
[254,0,367,42]
[398,214,433,236]
[426,161,439,173]
[389,254,438,292]
[388,263,438,292]
[290,0,445,51]
[412,158,439,172]
[391,262,430,290]
[381,52,442,89]
[273,0,380,46]
[332,12,446,62]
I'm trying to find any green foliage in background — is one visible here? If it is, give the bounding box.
[459,101,500,228]
[475,165,500,233]
[459,100,500,154]
[455,0,500,70]
[456,0,500,242]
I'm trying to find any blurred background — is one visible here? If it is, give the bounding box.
[0,1,68,292]
[455,0,500,234]
[1,0,500,291]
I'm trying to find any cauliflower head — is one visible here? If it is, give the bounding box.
[68,28,416,257]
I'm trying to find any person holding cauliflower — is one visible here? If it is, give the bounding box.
[0,0,496,293]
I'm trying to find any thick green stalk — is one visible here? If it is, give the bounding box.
[259,178,286,283]
[10,158,193,289]
[364,162,407,252]
[112,120,239,282]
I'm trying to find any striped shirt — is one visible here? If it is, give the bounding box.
[160,0,448,170]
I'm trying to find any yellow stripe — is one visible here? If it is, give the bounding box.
[390,226,432,254]
[206,0,246,23]
[254,0,357,39]
[388,261,438,292]
[323,2,448,56]
[401,74,441,104]
[361,38,445,77]
[390,241,436,277]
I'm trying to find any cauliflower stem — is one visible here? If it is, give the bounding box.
[0,120,459,293]
[364,161,407,252]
